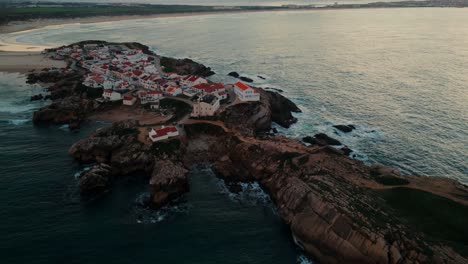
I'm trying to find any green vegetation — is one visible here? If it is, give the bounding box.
[150,138,182,157]
[375,176,410,186]
[380,187,468,256]
[160,98,192,123]
[184,123,226,136]
[0,2,281,25]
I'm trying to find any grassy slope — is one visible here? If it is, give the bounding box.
[380,187,468,256]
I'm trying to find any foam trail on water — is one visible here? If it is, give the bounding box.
[297,254,314,264]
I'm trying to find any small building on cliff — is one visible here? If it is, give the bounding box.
[149,126,179,142]
[123,95,137,106]
[191,94,220,117]
[103,89,122,101]
[234,82,260,102]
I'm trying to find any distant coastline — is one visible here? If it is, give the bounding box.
[1,1,466,34]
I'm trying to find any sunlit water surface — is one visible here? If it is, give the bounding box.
[0,8,467,264]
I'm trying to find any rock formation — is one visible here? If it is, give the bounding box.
[30,41,468,264]
[333,124,356,133]
[160,57,215,77]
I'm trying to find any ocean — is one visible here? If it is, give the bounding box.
[0,8,467,263]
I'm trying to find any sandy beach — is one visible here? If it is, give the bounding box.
[0,51,66,73]
[0,9,288,73]
[0,10,288,35]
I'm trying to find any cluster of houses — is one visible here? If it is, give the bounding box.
[49,43,262,143]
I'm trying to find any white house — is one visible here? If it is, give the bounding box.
[182,75,207,87]
[147,90,163,101]
[103,79,115,90]
[192,83,227,100]
[144,64,159,74]
[103,89,122,101]
[191,95,220,117]
[123,95,137,106]
[83,73,104,88]
[149,126,179,142]
[165,86,182,96]
[234,82,260,102]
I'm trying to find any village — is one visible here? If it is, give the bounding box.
[45,43,261,143]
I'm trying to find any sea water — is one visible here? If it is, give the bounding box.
[0,8,467,263]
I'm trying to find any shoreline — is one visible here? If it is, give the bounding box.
[0,51,66,73]
[0,9,291,35]
[1,6,459,35]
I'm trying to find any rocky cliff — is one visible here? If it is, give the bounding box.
[31,41,468,264]
[70,119,468,264]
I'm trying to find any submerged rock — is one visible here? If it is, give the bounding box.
[30,94,44,101]
[239,76,253,83]
[333,124,356,133]
[303,133,342,146]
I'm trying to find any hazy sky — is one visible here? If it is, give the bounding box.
[1,0,384,6]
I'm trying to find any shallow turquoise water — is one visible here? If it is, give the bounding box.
[0,8,467,263]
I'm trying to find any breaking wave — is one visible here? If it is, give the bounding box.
[132,192,189,224]
[217,179,273,208]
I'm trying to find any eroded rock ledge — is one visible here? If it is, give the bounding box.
[69,119,468,264]
[30,41,468,264]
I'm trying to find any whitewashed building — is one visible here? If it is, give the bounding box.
[191,95,220,117]
[149,126,179,142]
[103,89,122,101]
[123,95,137,106]
[234,82,260,102]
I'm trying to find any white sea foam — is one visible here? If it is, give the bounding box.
[217,179,273,208]
[133,192,189,224]
[7,119,29,125]
[73,166,92,179]
[58,124,70,131]
[297,254,314,264]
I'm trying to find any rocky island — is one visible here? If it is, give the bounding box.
[27,41,468,264]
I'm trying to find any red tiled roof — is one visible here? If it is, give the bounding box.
[132,70,143,76]
[193,83,224,94]
[147,91,162,95]
[151,126,177,138]
[104,89,113,93]
[234,82,250,91]
[123,96,133,100]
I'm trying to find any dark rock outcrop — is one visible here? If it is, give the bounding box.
[239,76,253,83]
[79,163,112,196]
[341,146,353,156]
[220,88,301,134]
[263,90,301,128]
[334,124,356,133]
[30,94,43,101]
[303,133,342,146]
[69,120,147,166]
[228,71,239,78]
[33,96,94,125]
[150,159,188,209]
[160,57,215,77]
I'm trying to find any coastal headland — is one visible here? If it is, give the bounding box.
[14,40,468,263]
